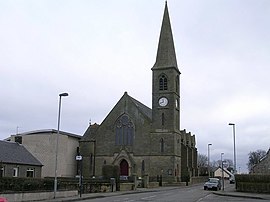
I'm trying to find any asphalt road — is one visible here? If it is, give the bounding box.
[76,183,264,202]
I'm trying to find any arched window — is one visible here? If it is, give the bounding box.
[160,138,164,153]
[115,114,134,146]
[159,75,168,90]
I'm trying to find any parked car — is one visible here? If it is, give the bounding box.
[229,175,235,184]
[204,178,221,191]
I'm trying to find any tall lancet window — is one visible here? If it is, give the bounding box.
[162,113,165,126]
[159,75,168,90]
[160,138,165,153]
[115,114,134,146]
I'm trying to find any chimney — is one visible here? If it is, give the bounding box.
[15,136,22,144]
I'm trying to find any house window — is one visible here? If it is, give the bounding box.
[160,138,164,153]
[26,168,34,178]
[13,167,19,177]
[142,160,145,172]
[115,114,134,146]
[159,75,168,90]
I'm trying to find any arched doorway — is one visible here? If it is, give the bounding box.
[120,159,129,176]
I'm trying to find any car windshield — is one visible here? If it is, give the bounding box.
[208,179,218,183]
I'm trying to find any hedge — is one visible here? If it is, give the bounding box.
[235,174,270,193]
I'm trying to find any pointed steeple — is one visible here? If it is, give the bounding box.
[153,2,179,71]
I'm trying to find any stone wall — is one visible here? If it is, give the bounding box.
[1,190,78,202]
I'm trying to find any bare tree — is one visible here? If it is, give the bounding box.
[197,153,208,176]
[247,149,266,172]
[212,158,233,171]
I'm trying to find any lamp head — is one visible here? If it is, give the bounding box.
[59,93,69,97]
[228,123,235,126]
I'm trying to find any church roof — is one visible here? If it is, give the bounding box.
[152,2,179,71]
[129,94,152,120]
[0,140,43,166]
[81,92,152,141]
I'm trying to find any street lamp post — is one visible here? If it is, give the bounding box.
[75,154,83,197]
[208,143,212,178]
[221,152,224,191]
[54,92,69,199]
[228,123,236,174]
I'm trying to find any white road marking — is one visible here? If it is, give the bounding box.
[141,195,157,200]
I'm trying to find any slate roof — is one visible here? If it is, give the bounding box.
[0,140,43,166]
[152,1,179,72]
[129,94,152,120]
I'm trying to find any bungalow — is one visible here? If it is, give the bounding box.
[0,140,42,178]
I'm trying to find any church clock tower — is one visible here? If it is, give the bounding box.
[152,2,180,132]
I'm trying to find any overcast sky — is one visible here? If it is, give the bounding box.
[1,0,269,173]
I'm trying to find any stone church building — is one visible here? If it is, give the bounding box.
[80,2,197,183]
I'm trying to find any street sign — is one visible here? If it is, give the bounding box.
[76,155,82,161]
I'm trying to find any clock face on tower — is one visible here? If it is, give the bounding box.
[159,97,168,107]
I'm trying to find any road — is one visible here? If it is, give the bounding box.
[77,183,263,202]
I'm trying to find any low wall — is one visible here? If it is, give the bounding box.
[1,190,78,202]
[120,183,134,191]
[148,182,159,188]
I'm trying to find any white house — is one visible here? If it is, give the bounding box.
[214,166,233,179]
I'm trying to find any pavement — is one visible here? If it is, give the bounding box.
[40,184,270,202]
[213,184,270,200]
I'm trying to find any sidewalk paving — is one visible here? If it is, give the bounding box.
[41,184,270,202]
[213,184,270,200]
[214,190,270,200]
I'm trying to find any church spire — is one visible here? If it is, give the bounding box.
[153,2,178,71]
